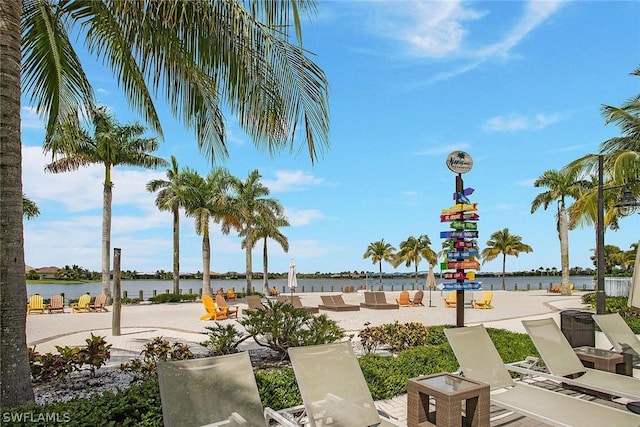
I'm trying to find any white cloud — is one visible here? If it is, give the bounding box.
[482,112,563,132]
[263,170,324,192]
[517,178,537,187]
[21,106,45,130]
[284,207,326,227]
[419,142,471,156]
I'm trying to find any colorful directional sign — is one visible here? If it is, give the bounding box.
[440,230,479,239]
[441,203,478,215]
[442,281,482,290]
[441,212,480,222]
[449,221,478,230]
[441,260,481,270]
[452,187,474,200]
[452,240,477,249]
[442,272,476,280]
[446,250,479,260]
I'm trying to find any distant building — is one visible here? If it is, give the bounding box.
[35,266,59,279]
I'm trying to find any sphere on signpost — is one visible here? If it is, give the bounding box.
[446,151,473,174]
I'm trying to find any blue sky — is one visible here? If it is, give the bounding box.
[21,0,640,276]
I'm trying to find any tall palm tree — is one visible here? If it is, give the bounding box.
[2,0,329,406]
[231,170,281,294]
[531,168,584,295]
[481,228,533,290]
[600,66,640,154]
[22,195,40,219]
[182,168,237,297]
[252,212,289,294]
[45,106,167,302]
[146,155,188,294]
[362,239,396,284]
[395,235,437,284]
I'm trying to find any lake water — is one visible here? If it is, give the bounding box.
[27,276,597,301]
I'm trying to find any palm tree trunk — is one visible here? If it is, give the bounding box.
[378,261,382,284]
[172,207,180,294]
[502,254,506,290]
[245,241,253,295]
[102,176,112,303]
[202,233,211,296]
[559,205,571,295]
[262,238,269,294]
[0,0,35,406]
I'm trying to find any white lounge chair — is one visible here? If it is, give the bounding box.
[157,352,296,427]
[593,312,640,367]
[445,325,640,427]
[518,318,640,401]
[288,342,403,427]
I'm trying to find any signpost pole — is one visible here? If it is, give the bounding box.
[455,174,465,327]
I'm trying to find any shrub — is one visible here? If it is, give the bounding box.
[149,293,198,303]
[358,322,443,353]
[119,337,194,382]
[238,300,345,360]
[255,367,302,410]
[200,324,250,355]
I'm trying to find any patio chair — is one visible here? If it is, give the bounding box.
[279,295,319,314]
[318,295,360,311]
[288,342,404,427]
[592,312,640,366]
[216,294,238,318]
[71,294,91,313]
[244,295,265,315]
[27,294,46,314]
[157,352,297,427]
[517,318,640,401]
[444,291,456,308]
[548,284,562,293]
[464,291,475,308]
[472,291,493,309]
[89,293,109,312]
[396,291,411,306]
[47,294,65,313]
[360,291,398,310]
[445,325,640,427]
[410,290,424,306]
[226,288,238,300]
[199,294,228,321]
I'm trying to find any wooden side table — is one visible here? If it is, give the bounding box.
[573,346,632,376]
[407,373,489,427]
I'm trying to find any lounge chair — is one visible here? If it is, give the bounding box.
[288,342,404,427]
[278,295,319,314]
[396,291,411,306]
[472,291,493,309]
[47,294,65,314]
[516,318,640,401]
[71,294,91,313]
[89,293,108,312]
[548,284,562,293]
[410,290,424,306]
[215,294,238,318]
[157,352,297,427]
[318,295,360,311]
[592,312,640,367]
[360,291,398,310]
[444,291,456,308]
[27,294,46,314]
[199,294,228,321]
[445,325,640,427]
[244,295,265,315]
[226,288,237,300]
[464,291,475,308]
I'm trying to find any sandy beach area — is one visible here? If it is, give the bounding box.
[26,289,602,366]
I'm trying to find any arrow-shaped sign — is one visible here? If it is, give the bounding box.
[441,260,480,270]
[452,187,474,200]
[449,221,478,230]
[446,250,479,260]
[440,230,479,239]
[441,203,478,215]
[441,212,480,222]
[442,272,477,280]
[452,240,477,249]
[442,281,482,290]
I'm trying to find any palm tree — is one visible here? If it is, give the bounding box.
[182,168,237,297]
[481,228,533,290]
[45,106,167,302]
[362,239,396,284]
[394,235,437,284]
[2,0,329,406]
[531,169,584,295]
[600,66,640,154]
[230,170,281,294]
[22,195,40,219]
[146,156,188,294]
[252,212,289,294]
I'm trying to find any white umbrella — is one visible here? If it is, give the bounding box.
[628,244,640,310]
[288,259,298,297]
[427,265,436,307]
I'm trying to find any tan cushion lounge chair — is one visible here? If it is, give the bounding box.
[157,352,296,427]
[47,294,65,313]
[288,342,404,427]
[216,294,238,318]
[360,291,399,310]
[278,295,319,314]
[592,312,640,366]
[89,293,109,312]
[445,325,640,427]
[244,295,266,315]
[318,295,360,311]
[27,294,46,314]
[518,318,640,401]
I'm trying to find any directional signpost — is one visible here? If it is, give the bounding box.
[442,151,478,327]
